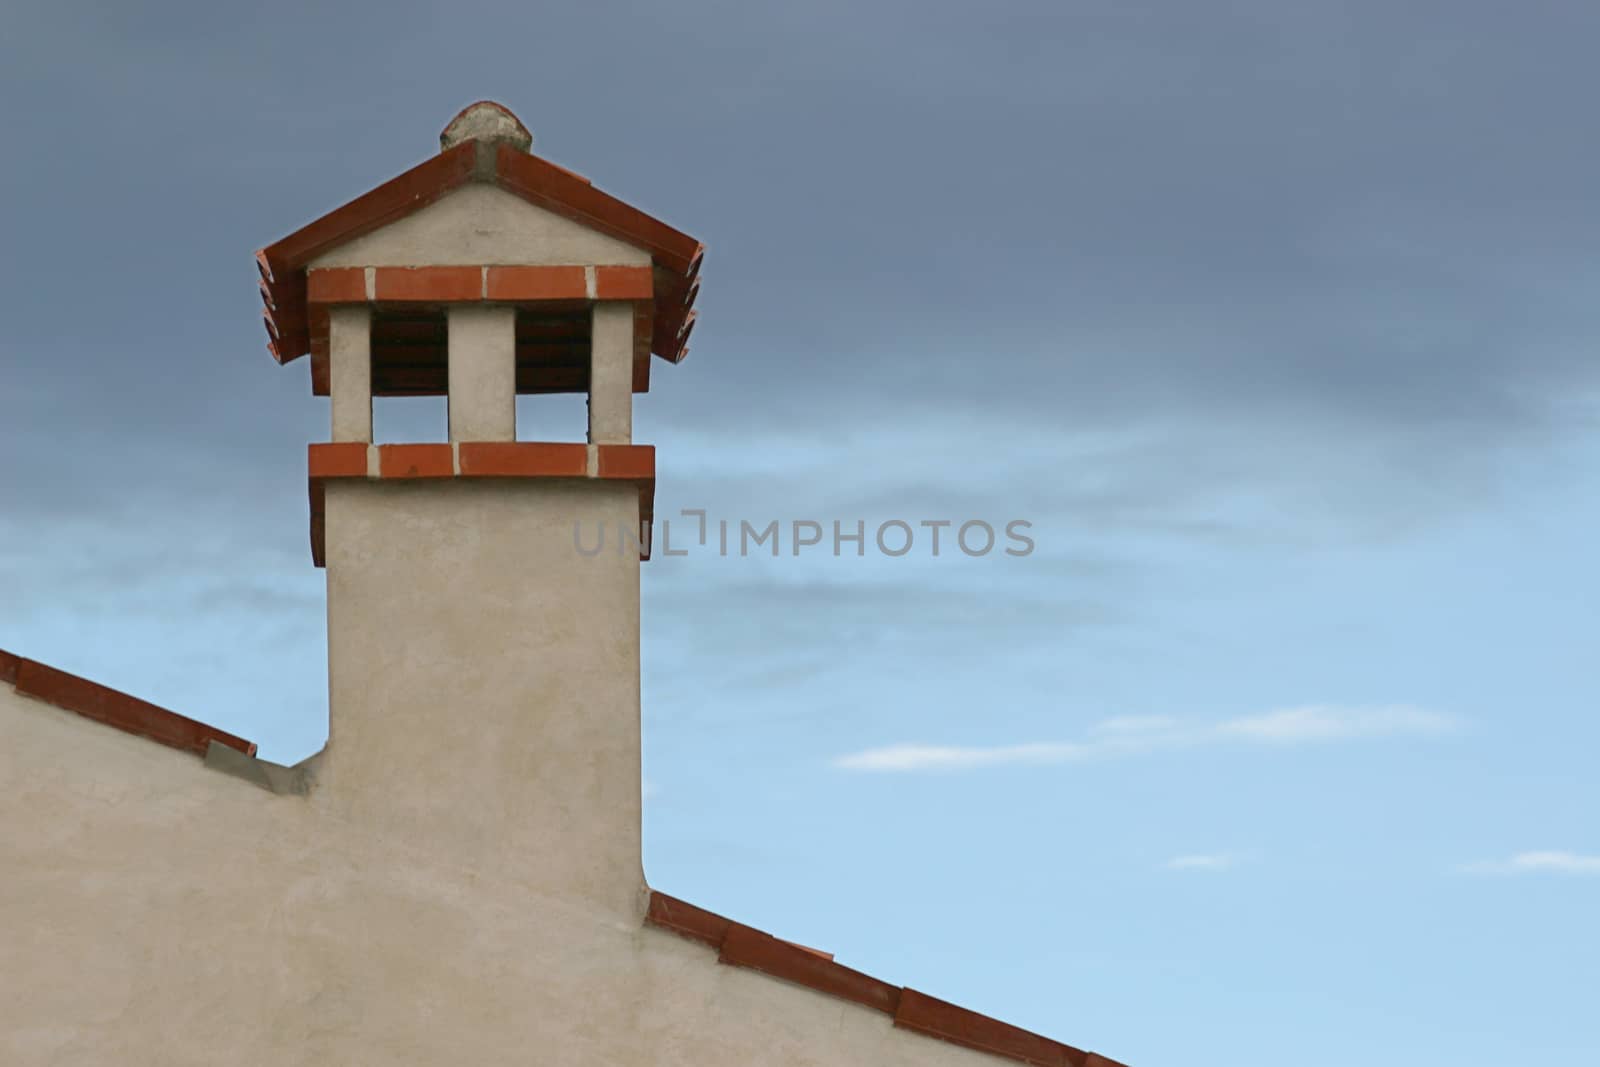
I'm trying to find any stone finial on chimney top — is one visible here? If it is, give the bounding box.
[439,101,533,154]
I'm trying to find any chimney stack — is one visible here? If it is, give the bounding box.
[255,103,703,921]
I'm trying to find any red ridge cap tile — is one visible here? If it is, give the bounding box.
[719,925,901,1017]
[458,442,587,478]
[374,266,482,303]
[309,442,370,479]
[594,265,654,300]
[378,444,454,478]
[596,444,655,480]
[7,656,255,759]
[306,267,368,303]
[485,266,587,302]
[895,988,1089,1067]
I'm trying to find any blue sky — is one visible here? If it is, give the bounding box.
[3,3,1599,1064]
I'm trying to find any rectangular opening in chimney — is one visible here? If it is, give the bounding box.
[370,308,448,397]
[372,395,448,443]
[369,307,449,442]
[515,305,590,396]
[515,305,591,442]
[367,306,592,395]
[516,394,588,442]
[364,304,594,442]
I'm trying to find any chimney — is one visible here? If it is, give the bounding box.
[256,103,703,922]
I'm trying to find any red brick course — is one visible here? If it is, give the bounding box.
[594,265,653,300]
[374,266,483,303]
[596,444,655,480]
[457,442,587,478]
[306,267,367,303]
[308,442,369,478]
[377,444,454,478]
[485,266,587,302]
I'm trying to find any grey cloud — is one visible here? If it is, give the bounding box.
[5,1,1596,522]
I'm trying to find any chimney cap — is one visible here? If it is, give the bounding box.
[440,101,533,154]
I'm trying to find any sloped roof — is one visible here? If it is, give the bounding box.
[648,892,1129,1067]
[1,648,255,758]
[255,119,703,371]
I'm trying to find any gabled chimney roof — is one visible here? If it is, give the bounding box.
[256,102,703,374]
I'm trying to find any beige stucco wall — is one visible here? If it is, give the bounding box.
[0,479,1010,1066]
[319,479,646,920]
[308,184,652,269]
[588,302,634,443]
[329,306,373,442]
[445,307,516,441]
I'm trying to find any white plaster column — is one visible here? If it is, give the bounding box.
[328,306,372,442]
[589,302,633,444]
[447,306,517,442]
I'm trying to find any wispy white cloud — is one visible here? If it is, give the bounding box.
[1164,853,1237,872]
[1215,705,1456,743]
[1461,851,1600,876]
[831,742,1088,772]
[832,704,1455,772]
[1090,715,1182,737]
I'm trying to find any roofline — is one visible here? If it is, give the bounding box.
[645,891,1129,1067]
[0,648,256,759]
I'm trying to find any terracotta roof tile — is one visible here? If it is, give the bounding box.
[896,988,1089,1067]
[644,888,734,948]
[1,648,255,759]
[720,924,901,1015]
[645,891,1123,1067]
